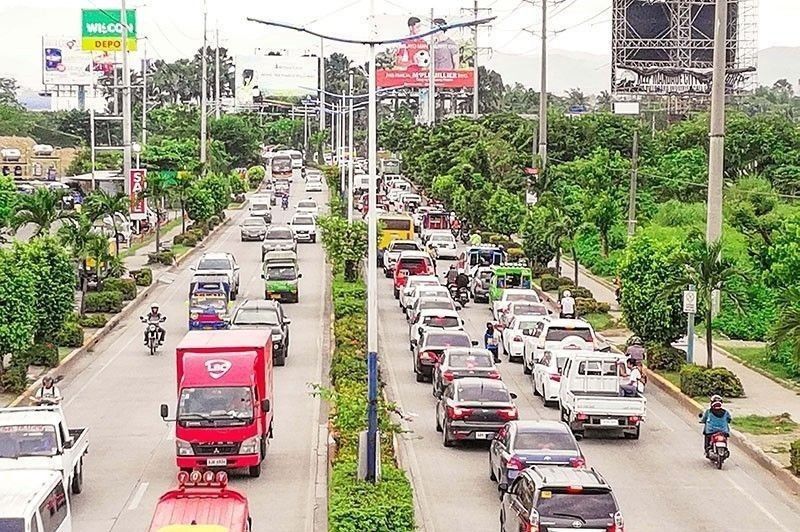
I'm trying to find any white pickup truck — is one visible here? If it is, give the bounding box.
[558,351,646,440]
[0,406,90,495]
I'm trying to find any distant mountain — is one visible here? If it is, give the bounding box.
[18,88,50,111]
[488,46,800,95]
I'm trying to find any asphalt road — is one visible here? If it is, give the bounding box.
[60,183,328,531]
[378,254,800,532]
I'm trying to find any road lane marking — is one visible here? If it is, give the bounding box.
[725,476,792,532]
[127,482,149,511]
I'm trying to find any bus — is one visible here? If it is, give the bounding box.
[380,158,401,176]
[281,149,304,180]
[268,154,293,184]
[376,213,414,265]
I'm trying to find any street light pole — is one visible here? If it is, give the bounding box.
[348,71,355,222]
[473,0,479,118]
[120,0,132,195]
[428,8,436,125]
[537,0,548,172]
[319,38,326,135]
[215,28,221,119]
[200,0,208,164]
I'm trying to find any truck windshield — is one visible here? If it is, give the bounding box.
[0,424,58,458]
[178,387,253,422]
[191,295,227,310]
[266,266,297,280]
[0,518,24,532]
[197,258,231,270]
[267,229,293,240]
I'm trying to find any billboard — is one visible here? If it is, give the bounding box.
[376,14,475,89]
[81,9,137,51]
[43,37,96,86]
[129,169,147,219]
[235,56,319,105]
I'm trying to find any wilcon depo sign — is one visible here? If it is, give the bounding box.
[81,9,137,52]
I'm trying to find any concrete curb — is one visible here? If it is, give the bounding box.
[646,368,800,496]
[7,217,233,408]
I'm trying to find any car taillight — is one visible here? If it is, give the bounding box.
[524,509,540,532]
[447,406,473,420]
[576,412,589,421]
[513,335,523,342]
[549,373,561,382]
[498,407,518,421]
[442,370,454,381]
[607,511,624,532]
[506,454,526,470]
[569,456,586,468]
[628,416,640,424]
[487,370,501,379]
[419,351,436,362]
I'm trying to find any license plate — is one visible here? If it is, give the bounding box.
[206,458,227,466]
[600,418,619,426]
[270,294,281,299]
[474,432,494,440]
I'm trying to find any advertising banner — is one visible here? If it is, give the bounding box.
[376,13,475,89]
[129,169,147,219]
[81,9,137,52]
[43,37,96,86]
[235,56,319,105]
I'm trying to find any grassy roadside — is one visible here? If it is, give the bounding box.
[733,413,798,436]
[121,217,183,259]
[721,344,800,386]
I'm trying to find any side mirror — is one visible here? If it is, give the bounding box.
[411,339,418,346]
[63,439,73,449]
[471,340,479,346]
[262,399,271,413]
[298,273,303,278]
[160,404,169,419]
[497,482,509,499]
[509,392,518,400]
[285,319,292,325]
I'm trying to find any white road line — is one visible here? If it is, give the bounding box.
[127,482,149,511]
[725,476,792,532]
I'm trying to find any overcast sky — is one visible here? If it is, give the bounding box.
[1,0,797,89]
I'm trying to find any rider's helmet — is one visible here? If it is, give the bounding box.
[150,303,159,313]
[630,336,644,346]
[562,289,572,298]
[486,322,494,331]
[710,395,723,410]
[42,376,54,387]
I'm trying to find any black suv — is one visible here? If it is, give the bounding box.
[499,466,623,532]
[229,299,291,366]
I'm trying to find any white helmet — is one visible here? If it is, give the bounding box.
[563,290,572,298]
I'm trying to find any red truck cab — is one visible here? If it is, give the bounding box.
[160,330,273,478]
[392,251,436,298]
[148,470,251,531]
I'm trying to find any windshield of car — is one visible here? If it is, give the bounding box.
[244,218,266,226]
[514,430,578,451]
[535,491,616,520]
[472,250,502,266]
[448,352,493,368]
[271,158,291,172]
[424,333,471,348]
[506,292,539,303]
[546,327,593,343]
[398,258,431,275]
[512,303,547,315]
[267,229,293,240]
[0,425,58,458]
[197,258,231,270]
[419,300,453,311]
[0,519,24,532]
[191,294,227,310]
[516,320,541,332]
[233,308,279,325]
[392,242,419,251]
[293,216,314,225]
[252,203,270,210]
[430,234,454,242]
[266,266,297,280]
[178,386,253,423]
[298,201,316,209]
[456,383,510,402]
[422,315,460,328]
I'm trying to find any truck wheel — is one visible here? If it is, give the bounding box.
[71,459,83,494]
[415,371,425,383]
[393,287,399,299]
[274,349,286,367]
[624,426,641,440]
[489,456,497,481]
[248,461,262,478]
[523,361,533,375]
[311,235,316,243]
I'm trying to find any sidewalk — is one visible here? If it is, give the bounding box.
[561,259,800,419]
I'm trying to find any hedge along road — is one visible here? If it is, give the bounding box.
[377,252,800,532]
[59,183,329,532]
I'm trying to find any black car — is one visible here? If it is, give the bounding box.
[435,377,518,447]
[432,347,499,398]
[413,330,474,383]
[489,420,584,487]
[499,467,623,532]
[229,299,291,366]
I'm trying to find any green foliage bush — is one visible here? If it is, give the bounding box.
[209,214,222,227]
[540,274,559,292]
[575,298,610,316]
[679,364,745,398]
[185,187,216,222]
[56,320,84,348]
[132,268,153,286]
[84,291,123,313]
[173,233,186,246]
[182,232,199,247]
[102,278,137,301]
[648,345,686,372]
[246,165,265,188]
[79,313,108,328]
[521,207,557,270]
[791,440,800,476]
[1,361,29,394]
[558,285,594,299]
[506,247,525,262]
[147,251,175,265]
[712,279,776,341]
[24,342,59,367]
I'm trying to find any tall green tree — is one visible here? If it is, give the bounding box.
[0,247,37,387]
[12,188,74,236]
[138,172,173,252]
[770,288,800,372]
[85,189,129,255]
[58,215,95,315]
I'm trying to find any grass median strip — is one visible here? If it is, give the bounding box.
[720,345,800,387]
[732,413,798,436]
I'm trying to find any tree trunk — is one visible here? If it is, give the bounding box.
[600,231,609,257]
[180,199,186,233]
[555,248,562,276]
[112,221,120,256]
[706,309,714,368]
[572,245,579,286]
[155,211,162,252]
[79,276,88,316]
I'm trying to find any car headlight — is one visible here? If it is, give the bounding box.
[176,439,194,456]
[240,435,260,455]
[272,334,283,343]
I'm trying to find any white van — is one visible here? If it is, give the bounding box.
[0,470,72,532]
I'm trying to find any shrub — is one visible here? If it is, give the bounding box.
[173,233,186,246]
[1,360,29,394]
[533,266,558,278]
[84,290,124,313]
[506,247,526,262]
[575,297,610,316]
[182,232,199,247]
[648,345,687,372]
[132,268,153,286]
[479,231,498,243]
[791,440,800,476]
[56,320,85,348]
[558,285,594,299]
[679,364,745,398]
[540,275,559,292]
[102,278,137,300]
[147,251,175,265]
[23,342,59,367]
[188,222,209,236]
[208,214,222,227]
[79,313,108,328]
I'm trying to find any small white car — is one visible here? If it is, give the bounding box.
[499,315,549,363]
[532,347,576,406]
[383,240,424,277]
[305,176,323,192]
[491,288,542,320]
[408,295,458,325]
[290,213,317,243]
[399,275,441,311]
[405,285,452,321]
[409,308,465,350]
[426,232,458,260]
[527,318,597,370]
[497,301,550,328]
[193,252,240,299]
[296,198,319,217]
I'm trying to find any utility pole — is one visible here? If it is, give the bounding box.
[200,0,208,164]
[537,0,548,172]
[319,38,326,135]
[428,9,436,125]
[141,37,148,146]
[627,130,639,237]
[121,0,132,195]
[215,28,221,119]
[348,71,355,222]
[473,0,479,118]
[706,0,727,316]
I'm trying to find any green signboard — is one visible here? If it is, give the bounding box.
[81,9,137,51]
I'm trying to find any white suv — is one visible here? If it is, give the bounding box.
[290,213,317,243]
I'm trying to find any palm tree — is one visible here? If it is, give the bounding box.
[545,206,571,277]
[85,233,113,290]
[669,238,745,368]
[139,172,173,252]
[172,172,194,233]
[13,188,74,236]
[58,214,95,315]
[770,288,800,369]
[84,189,129,255]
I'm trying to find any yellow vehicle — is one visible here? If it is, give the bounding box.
[377,213,414,265]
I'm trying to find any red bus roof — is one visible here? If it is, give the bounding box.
[178,330,271,351]
[149,487,249,531]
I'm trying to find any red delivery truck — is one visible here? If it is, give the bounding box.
[148,470,252,531]
[160,330,274,477]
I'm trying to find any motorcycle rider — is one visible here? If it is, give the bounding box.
[559,289,576,319]
[32,376,62,405]
[626,336,646,367]
[281,195,289,210]
[443,264,459,288]
[141,303,166,346]
[699,395,732,454]
[484,322,500,363]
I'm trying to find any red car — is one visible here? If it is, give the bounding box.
[393,251,435,298]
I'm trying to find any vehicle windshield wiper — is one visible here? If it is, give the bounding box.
[551,513,585,522]
[178,412,215,422]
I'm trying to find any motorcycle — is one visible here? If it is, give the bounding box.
[705,431,730,469]
[141,316,166,356]
[281,197,289,210]
[448,285,470,307]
